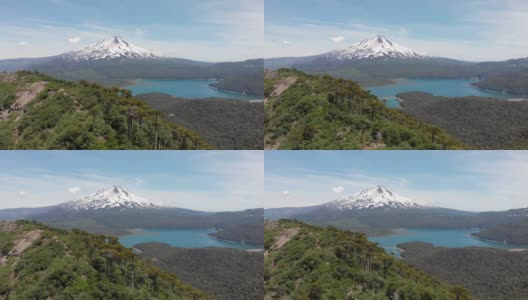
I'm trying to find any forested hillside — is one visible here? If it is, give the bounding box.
[473,68,528,96]
[399,92,528,149]
[139,93,263,150]
[399,242,528,300]
[23,207,264,238]
[0,220,208,299]
[136,242,263,300]
[0,71,210,150]
[264,220,472,299]
[209,222,264,246]
[15,57,264,96]
[473,218,528,245]
[265,69,466,150]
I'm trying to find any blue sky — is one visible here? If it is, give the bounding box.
[265,151,528,211]
[265,0,528,61]
[0,0,263,61]
[0,151,263,211]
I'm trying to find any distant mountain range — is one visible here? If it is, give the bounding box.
[0,186,264,243]
[265,35,528,94]
[265,185,528,240]
[0,36,264,96]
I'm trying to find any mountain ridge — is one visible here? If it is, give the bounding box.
[63,36,158,61]
[61,185,159,211]
[325,185,427,210]
[325,35,423,61]
[0,220,209,299]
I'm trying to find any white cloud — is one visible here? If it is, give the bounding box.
[67,187,81,193]
[68,37,81,44]
[399,178,409,186]
[331,35,344,43]
[265,151,528,211]
[0,0,264,61]
[264,2,528,61]
[332,186,344,193]
[18,41,27,46]
[282,190,289,196]
[282,40,291,45]
[0,151,264,211]
[135,177,145,185]
[18,191,26,196]
[398,27,409,36]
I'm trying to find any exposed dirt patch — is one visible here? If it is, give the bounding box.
[269,77,296,99]
[264,137,281,150]
[265,227,299,257]
[0,222,18,232]
[362,142,387,150]
[264,70,277,80]
[12,81,47,110]
[0,256,8,266]
[9,230,42,257]
[0,73,18,83]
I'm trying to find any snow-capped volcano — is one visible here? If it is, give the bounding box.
[326,35,423,61]
[325,185,426,211]
[64,36,157,61]
[62,186,159,210]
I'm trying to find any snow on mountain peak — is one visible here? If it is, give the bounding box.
[326,35,423,61]
[62,185,159,210]
[65,36,157,61]
[325,185,426,211]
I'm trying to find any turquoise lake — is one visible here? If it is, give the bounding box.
[119,228,257,250]
[368,228,526,257]
[367,78,511,108]
[126,79,255,100]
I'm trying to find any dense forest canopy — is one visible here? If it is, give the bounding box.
[209,222,264,246]
[399,242,528,300]
[473,68,528,96]
[139,93,264,150]
[136,242,263,300]
[0,71,210,150]
[265,69,466,150]
[473,218,528,245]
[264,219,472,299]
[0,220,208,299]
[399,92,528,149]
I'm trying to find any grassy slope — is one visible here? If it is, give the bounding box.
[265,69,467,150]
[264,220,472,299]
[0,71,211,150]
[0,220,208,299]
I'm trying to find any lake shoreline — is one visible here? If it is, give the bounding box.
[368,78,518,106]
[207,234,264,250]
[369,227,528,255]
[125,78,257,100]
[119,228,258,250]
[471,233,528,248]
